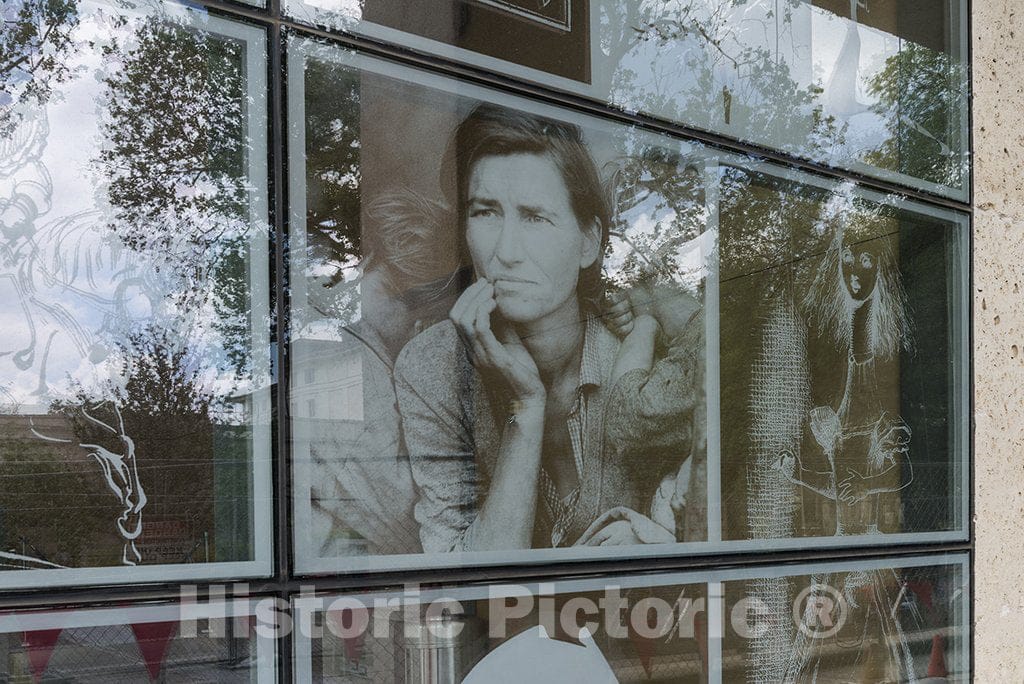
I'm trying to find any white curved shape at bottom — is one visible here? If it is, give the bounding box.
[463,625,618,684]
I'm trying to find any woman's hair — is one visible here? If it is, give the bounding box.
[362,189,460,308]
[441,103,611,308]
[802,195,912,360]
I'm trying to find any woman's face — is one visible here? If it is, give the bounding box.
[464,153,599,325]
[840,241,878,302]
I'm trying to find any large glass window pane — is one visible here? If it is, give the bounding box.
[292,554,968,682]
[0,0,272,588]
[719,554,969,682]
[0,600,275,681]
[717,165,969,546]
[288,38,714,572]
[282,0,969,200]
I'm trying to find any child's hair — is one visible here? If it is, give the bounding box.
[362,189,462,308]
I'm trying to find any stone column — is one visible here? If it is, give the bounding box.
[973,0,1024,678]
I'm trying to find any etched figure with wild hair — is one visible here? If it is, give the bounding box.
[776,192,913,537]
[769,192,918,683]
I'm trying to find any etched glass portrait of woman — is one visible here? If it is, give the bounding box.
[777,192,914,538]
[776,193,919,682]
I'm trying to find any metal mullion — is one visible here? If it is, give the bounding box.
[964,0,976,675]
[267,2,295,680]
[0,581,288,611]
[0,539,972,612]
[276,540,974,594]
[194,0,274,22]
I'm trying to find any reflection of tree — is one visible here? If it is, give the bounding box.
[305,57,361,264]
[596,0,845,159]
[718,166,827,294]
[107,326,224,419]
[95,18,248,268]
[301,56,362,324]
[1,0,82,362]
[93,17,254,375]
[606,142,707,290]
[2,4,256,568]
[592,2,850,305]
[865,42,967,189]
[0,0,80,136]
[598,0,974,203]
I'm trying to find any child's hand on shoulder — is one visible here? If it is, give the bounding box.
[604,285,664,339]
[645,282,699,340]
[603,289,637,337]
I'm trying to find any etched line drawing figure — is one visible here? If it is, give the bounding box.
[1,102,55,383]
[1,96,152,398]
[3,199,153,567]
[2,85,155,570]
[771,194,917,682]
[776,198,913,537]
[785,565,916,683]
[32,404,148,566]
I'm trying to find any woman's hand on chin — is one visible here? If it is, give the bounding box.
[451,278,546,406]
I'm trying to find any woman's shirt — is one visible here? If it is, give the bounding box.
[393,314,703,552]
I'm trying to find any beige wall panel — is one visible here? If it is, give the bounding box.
[974,0,1024,679]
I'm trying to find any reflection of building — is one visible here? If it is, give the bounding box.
[290,337,364,422]
[237,336,364,426]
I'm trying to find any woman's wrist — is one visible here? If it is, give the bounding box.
[509,396,546,421]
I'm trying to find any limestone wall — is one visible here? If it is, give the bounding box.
[973,0,1024,678]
